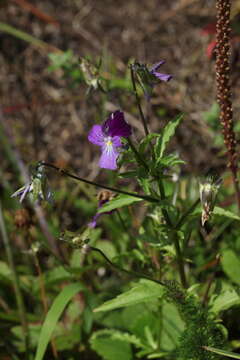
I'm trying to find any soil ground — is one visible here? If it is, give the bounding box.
[1,0,239,177]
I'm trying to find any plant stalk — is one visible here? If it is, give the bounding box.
[215,0,240,210]
[40,162,160,203]
[130,65,150,136]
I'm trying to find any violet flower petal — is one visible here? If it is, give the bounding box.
[88,125,105,146]
[99,142,119,170]
[152,72,172,82]
[103,111,132,138]
[112,135,122,148]
[150,60,165,72]
[88,213,99,228]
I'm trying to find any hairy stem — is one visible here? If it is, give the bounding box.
[40,162,160,203]
[130,64,150,136]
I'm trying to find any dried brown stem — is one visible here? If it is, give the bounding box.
[215,0,240,210]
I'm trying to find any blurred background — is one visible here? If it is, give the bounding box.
[2,0,239,175]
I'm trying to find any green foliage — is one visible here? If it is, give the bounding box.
[221,249,240,285]
[98,194,143,213]
[90,330,133,360]
[210,287,240,314]
[94,279,164,312]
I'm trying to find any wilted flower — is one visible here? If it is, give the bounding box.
[132,60,172,99]
[11,163,52,203]
[199,175,222,226]
[11,182,33,203]
[80,57,103,92]
[88,190,115,228]
[88,110,132,170]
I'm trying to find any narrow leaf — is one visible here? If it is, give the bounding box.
[203,346,240,359]
[34,283,84,360]
[98,194,143,214]
[94,279,164,312]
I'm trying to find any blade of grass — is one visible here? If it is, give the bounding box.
[203,346,240,359]
[0,201,29,357]
[34,283,84,360]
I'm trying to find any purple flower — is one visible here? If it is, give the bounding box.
[149,61,172,82]
[132,60,172,99]
[88,110,132,170]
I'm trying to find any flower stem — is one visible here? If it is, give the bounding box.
[0,201,29,356]
[90,246,165,287]
[126,137,149,172]
[130,64,150,136]
[175,198,200,230]
[40,162,160,203]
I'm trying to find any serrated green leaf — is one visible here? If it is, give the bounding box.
[221,249,240,285]
[90,329,132,360]
[155,114,183,159]
[98,194,143,214]
[204,346,240,359]
[210,289,240,313]
[156,154,185,167]
[34,283,84,360]
[94,279,164,312]
[213,207,240,220]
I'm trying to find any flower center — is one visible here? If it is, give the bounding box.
[105,136,113,147]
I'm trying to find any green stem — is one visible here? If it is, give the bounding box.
[157,179,172,227]
[130,65,149,136]
[40,162,159,203]
[0,202,29,356]
[172,232,187,288]
[90,246,165,287]
[157,178,188,288]
[175,198,200,230]
[126,137,149,172]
